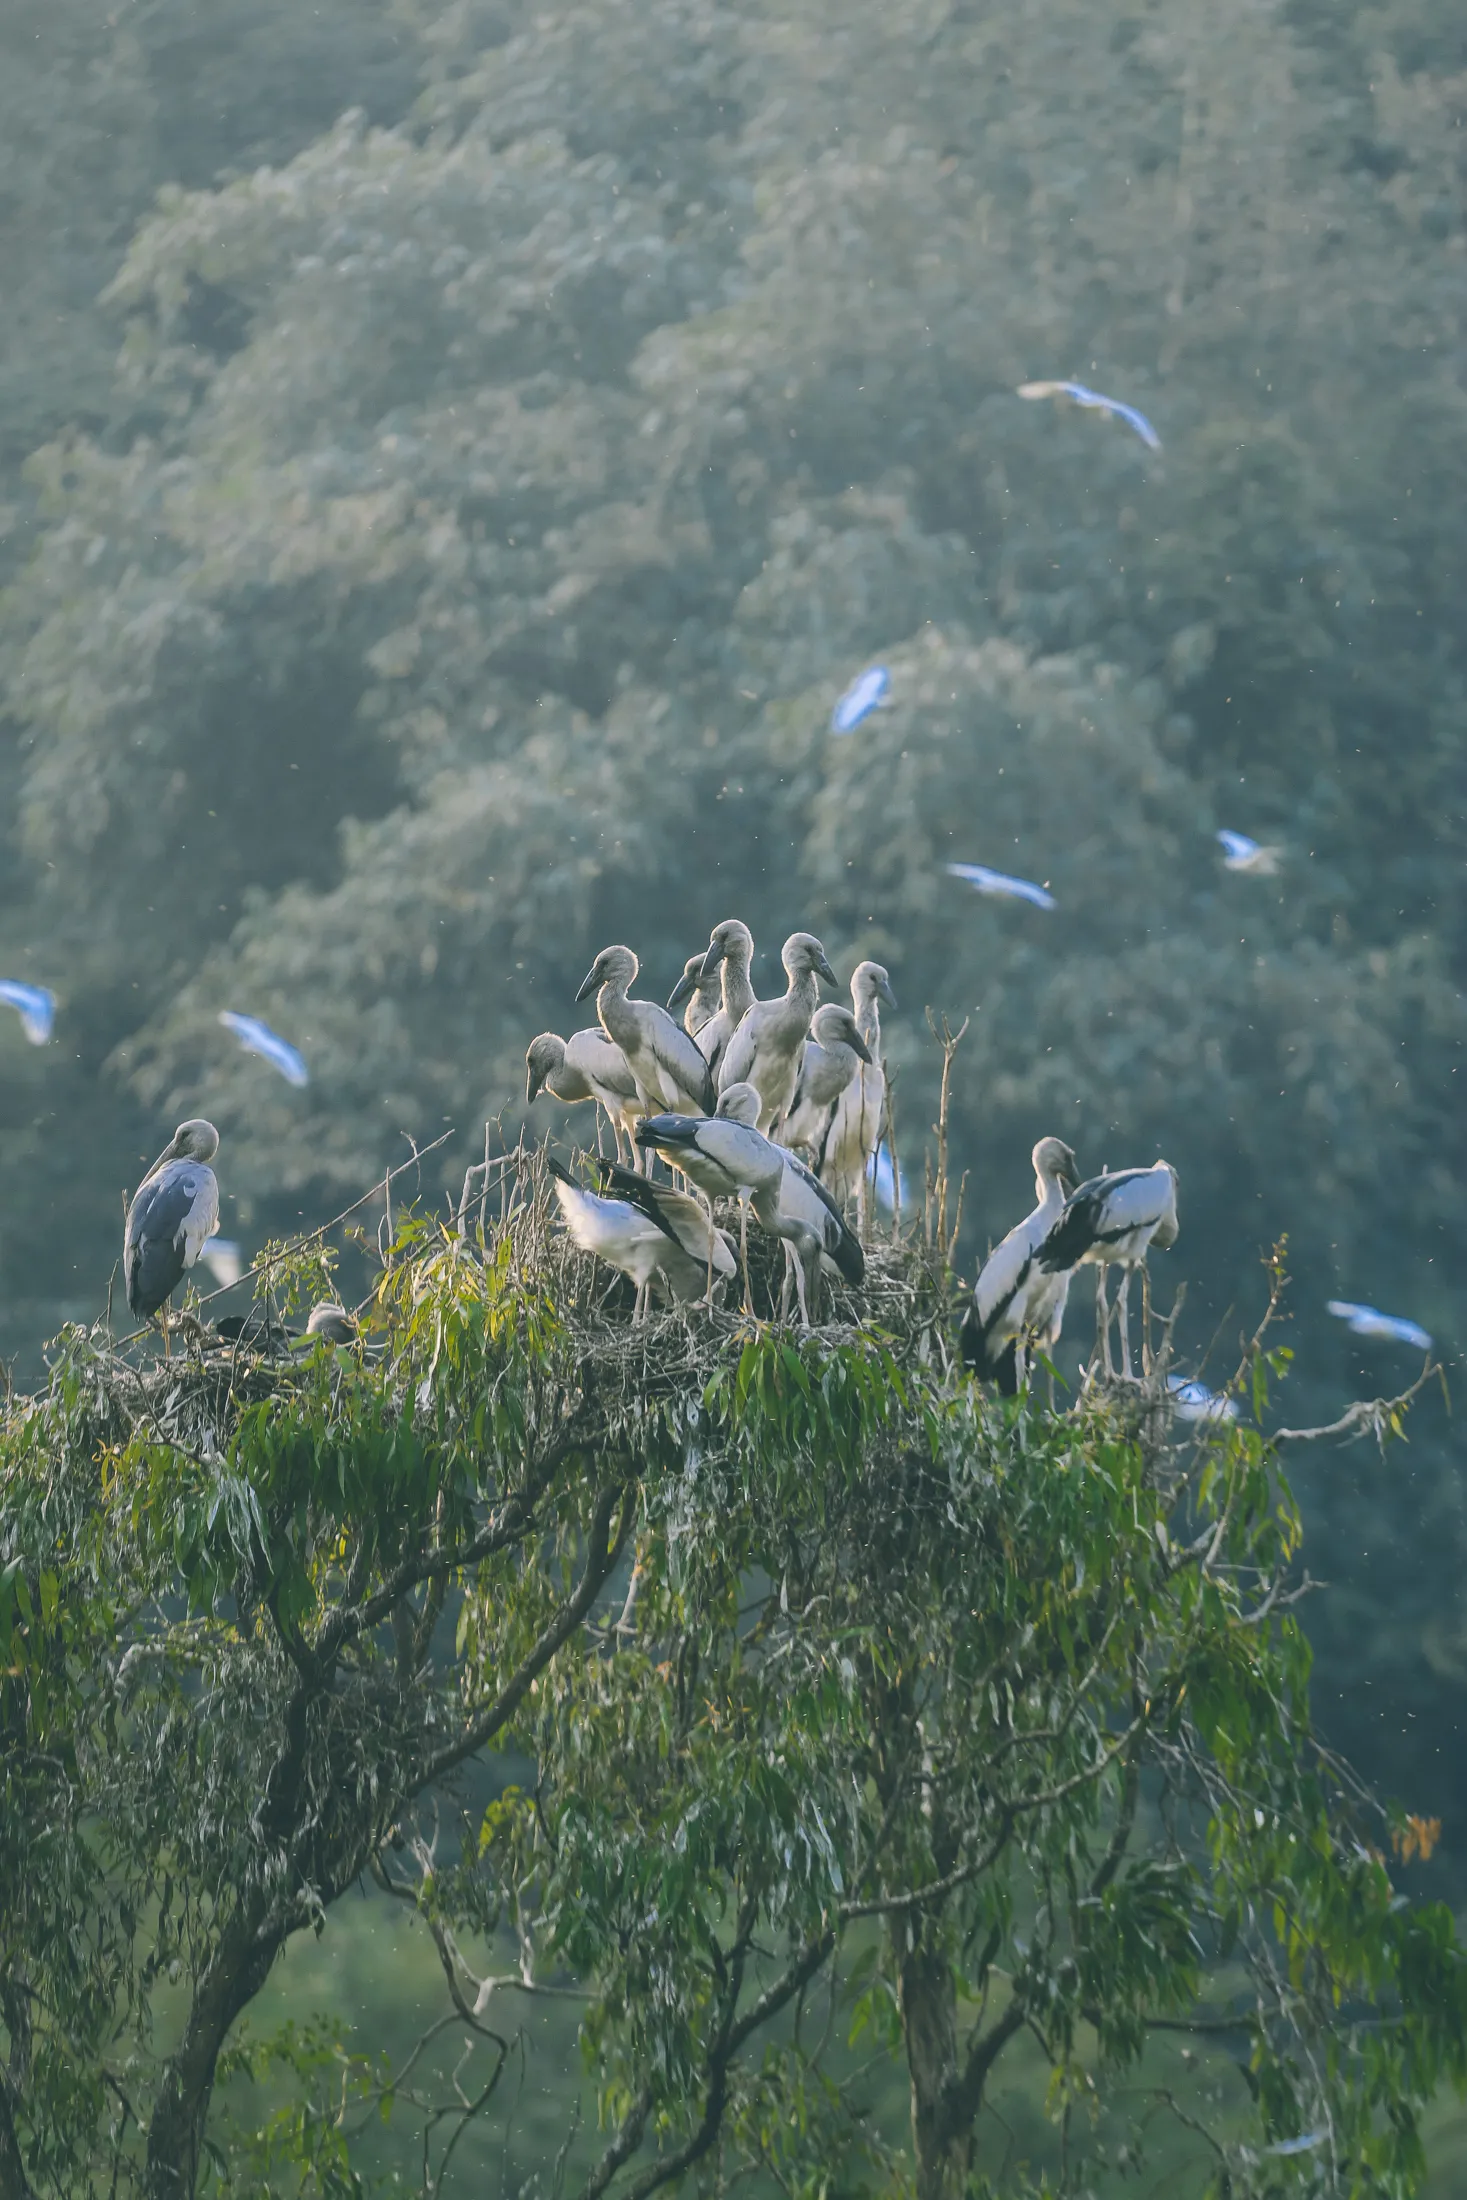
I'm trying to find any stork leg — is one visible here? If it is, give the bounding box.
[632,1279,648,1326]
[698,1190,718,1310]
[1116,1270,1135,1381]
[779,1244,794,1323]
[1093,1265,1111,1379]
[790,1245,814,1330]
[1140,1265,1154,1377]
[160,1303,172,1360]
[739,1198,754,1318]
[1014,1336,1028,1394]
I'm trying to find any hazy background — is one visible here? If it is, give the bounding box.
[1,0,1465,2174]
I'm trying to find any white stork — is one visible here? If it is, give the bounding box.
[960,1137,1080,1393]
[575,944,716,1116]
[716,931,838,1131]
[548,1156,734,1321]
[665,953,723,1046]
[780,1005,873,1172]
[526,1029,642,1165]
[1036,1160,1179,1380]
[823,961,896,1214]
[636,1083,863,1327]
[124,1119,222,1353]
[690,918,758,1078]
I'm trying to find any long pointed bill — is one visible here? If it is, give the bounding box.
[850,1031,873,1065]
[697,942,724,982]
[815,954,839,987]
[574,966,600,1004]
[666,968,699,1011]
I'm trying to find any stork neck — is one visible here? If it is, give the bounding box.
[855,995,882,1049]
[1034,1168,1068,1215]
[722,950,755,1023]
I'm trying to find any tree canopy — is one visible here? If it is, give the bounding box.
[1,1165,1463,2197]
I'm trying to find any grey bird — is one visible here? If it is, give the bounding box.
[823,961,896,1211]
[304,1303,358,1347]
[526,1028,642,1165]
[665,953,724,1046]
[575,945,716,1115]
[781,1005,873,1172]
[716,931,838,1131]
[691,919,759,1076]
[959,1137,1079,1393]
[636,1083,864,1327]
[124,1119,222,1351]
[1037,1160,1179,1381]
[549,1156,734,1321]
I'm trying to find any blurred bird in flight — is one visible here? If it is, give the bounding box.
[1017,379,1161,451]
[831,665,890,733]
[0,980,56,1045]
[947,861,1056,911]
[1217,829,1283,876]
[1327,1300,1431,1352]
[219,1011,309,1086]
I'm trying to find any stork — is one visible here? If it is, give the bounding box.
[690,918,758,1077]
[824,961,896,1215]
[1036,1160,1179,1380]
[548,1156,734,1321]
[665,953,724,1048]
[636,1083,864,1327]
[959,1138,1079,1394]
[526,1029,642,1166]
[575,945,716,1116]
[124,1119,222,1353]
[716,931,837,1131]
[780,1005,872,1172]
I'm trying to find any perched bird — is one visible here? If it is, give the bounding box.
[637,1085,864,1327]
[549,1156,733,1321]
[947,862,1056,911]
[304,1302,358,1347]
[717,931,838,1131]
[575,945,716,1115]
[692,919,759,1076]
[960,1138,1079,1394]
[1217,829,1283,877]
[218,1011,309,1086]
[1327,1300,1432,1352]
[1017,380,1161,451]
[0,981,56,1046]
[124,1120,222,1350]
[823,961,896,1212]
[212,1302,358,1353]
[1167,1375,1238,1425]
[781,1005,873,1173]
[665,953,723,1044]
[1037,1160,1179,1381]
[831,665,890,734]
[526,1029,642,1166]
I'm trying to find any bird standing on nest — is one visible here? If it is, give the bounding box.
[548,1156,734,1321]
[124,1120,222,1353]
[716,931,838,1131]
[960,1137,1079,1394]
[1037,1160,1179,1380]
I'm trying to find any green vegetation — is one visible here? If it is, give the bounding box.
[2,1173,1463,2195]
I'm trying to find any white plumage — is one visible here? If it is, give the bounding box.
[717,931,837,1131]
[960,1138,1079,1392]
[575,944,716,1116]
[822,960,895,1210]
[1037,1160,1179,1379]
[526,1028,642,1164]
[780,1004,872,1167]
[691,918,758,1076]
[549,1158,734,1320]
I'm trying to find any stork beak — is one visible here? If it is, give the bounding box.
[666,967,698,1011]
[697,940,724,982]
[815,953,839,988]
[878,975,897,1010]
[574,964,600,1004]
[526,1066,543,1104]
[850,1028,873,1065]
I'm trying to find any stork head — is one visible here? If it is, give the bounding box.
[575,944,637,1003]
[715,1082,762,1126]
[809,1004,873,1064]
[1032,1136,1078,1195]
[850,960,897,1013]
[305,1303,357,1346]
[666,953,709,1011]
[781,932,839,988]
[170,1119,220,1165]
[525,1032,565,1104]
[698,917,754,983]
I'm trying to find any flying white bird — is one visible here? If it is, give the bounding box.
[219,1011,309,1086]
[947,862,1056,911]
[831,665,890,734]
[1017,380,1161,451]
[1327,1301,1432,1352]
[0,981,56,1045]
[1217,829,1283,877]
[1167,1375,1237,1425]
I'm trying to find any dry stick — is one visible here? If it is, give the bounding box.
[480,1118,492,1245]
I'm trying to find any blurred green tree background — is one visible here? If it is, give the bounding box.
[0,0,1464,1954]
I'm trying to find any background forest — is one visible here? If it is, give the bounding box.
[1,0,1466,2181]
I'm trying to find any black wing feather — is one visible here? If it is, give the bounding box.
[595,1158,692,1255]
[124,1169,198,1317]
[1036,1169,1153,1273]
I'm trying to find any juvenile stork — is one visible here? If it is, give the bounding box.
[526,1029,642,1165]
[1037,1160,1179,1380]
[575,945,716,1116]
[637,1083,863,1327]
[780,1005,872,1173]
[548,1157,734,1320]
[959,1138,1079,1394]
[716,931,837,1131]
[665,953,724,1048]
[124,1119,222,1351]
[690,918,758,1077]
[824,961,896,1213]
